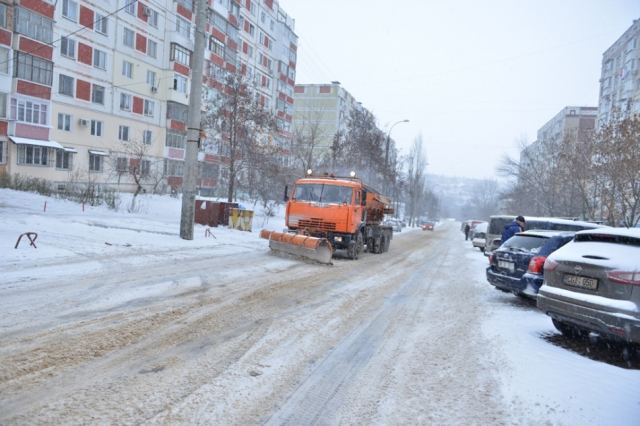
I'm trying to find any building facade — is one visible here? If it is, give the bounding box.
[598,18,640,125]
[0,0,297,195]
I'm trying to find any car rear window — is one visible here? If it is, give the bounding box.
[575,233,640,247]
[502,235,548,252]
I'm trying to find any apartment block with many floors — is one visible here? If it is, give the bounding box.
[0,0,297,195]
[598,18,640,125]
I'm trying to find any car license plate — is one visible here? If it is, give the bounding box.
[498,260,514,270]
[563,274,598,290]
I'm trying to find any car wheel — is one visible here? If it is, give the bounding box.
[552,319,586,338]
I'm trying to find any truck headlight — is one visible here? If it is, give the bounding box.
[334,236,342,242]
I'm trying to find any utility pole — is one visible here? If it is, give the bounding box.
[180,0,207,240]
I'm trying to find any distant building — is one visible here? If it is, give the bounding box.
[598,18,640,124]
[520,106,597,171]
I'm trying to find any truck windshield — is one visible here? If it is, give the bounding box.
[293,184,352,205]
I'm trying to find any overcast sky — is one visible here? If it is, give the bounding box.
[282,0,640,180]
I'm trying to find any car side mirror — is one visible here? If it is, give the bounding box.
[284,185,289,202]
[361,189,367,206]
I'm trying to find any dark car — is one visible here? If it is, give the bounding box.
[537,228,640,344]
[486,230,575,299]
[422,221,434,231]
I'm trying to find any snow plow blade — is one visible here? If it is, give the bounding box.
[260,230,333,264]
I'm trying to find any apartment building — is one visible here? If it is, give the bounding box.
[0,0,297,195]
[520,106,597,171]
[292,82,359,162]
[598,18,640,124]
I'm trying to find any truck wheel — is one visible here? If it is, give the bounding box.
[381,233,390,253]
[372,237,381,254]
[355,232,364,258]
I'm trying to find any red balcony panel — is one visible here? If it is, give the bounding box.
[16,80,51,100]
[282,148,290,155]
[170,120,187,131]
[76,79,91,101]
[211,53,224,67]
[285,114,292,122]
[228,14,238,26]
[265,0,273,10]
[212,28,225,43]
[288,78,295,86]
[0,121,8,135]
[167,176,183,186]
[20,0,55,19]
[77,43,92,65]
[242,42,248,54]
[319,86,331,94]
[280,74,288,83]
[0,29,12,47]
[277,110,284,118]
[177,4,193,20]
[290,42,297,52]
[174,62,190,76]
[80,6,94,28]
[244,21,249,32]
[278,92,286,100]
[133,96,144,114]
[289,60,296,69]
[18,37,53,60]
[15,123,49,140]
[245,0,251,10]
[204,153,216,162]
[294,86,304,93]
[225,62,236,72]
[136,33,147,53]
[168,148,185,159]
[241,63,246,75]
[287,96,293,104]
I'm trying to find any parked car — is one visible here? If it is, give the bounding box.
[386,219,402,232]
[461,220,485,234]
[471,222,488,251]
[422,221,435,231]
[486,230,576,299]
[484,215,607,257]
[537,228,640,344]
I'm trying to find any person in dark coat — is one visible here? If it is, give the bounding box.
[464,223,471,240]
[500,215,526,245]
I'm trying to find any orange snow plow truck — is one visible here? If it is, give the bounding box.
[260,172,394,264]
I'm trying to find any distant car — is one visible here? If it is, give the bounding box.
[537,228,640,344]
[471,222,487,251]
[386,219,402,232]
[486,230,576,299]
[422,221,434,231]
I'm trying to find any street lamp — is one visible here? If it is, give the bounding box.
[384,119,409,194]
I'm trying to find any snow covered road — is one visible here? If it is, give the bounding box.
[1,192,639,425]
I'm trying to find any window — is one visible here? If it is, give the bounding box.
[144,99,154,116]
[171,43,191,66]
[57,113,72,131]
[11,98,48,125]
[18,144,50,166]
[0,93,6,118]
[148,8,159,27]
[58,74,74,96]
[247,45,253,58]
[249,23,254,36]
[174,74,187,93]
[15,7,54,44]
[115,156,128,172]
[14,52,54,86]
[260,11,265,23]
[89,153,103,171]
[0,48,8,74]
[62,0,78,21]
[201,162,219,179]
[140,159,150,177]
[0,4,6,29]
[270,20,275,31]
[93,49,106,69]
[147,39,157,58]
[91,84,104,104]
[143,130,152,145]
[119,125,130,141]
[124,0,135,14]
[123,27,134,47]
[166,130,186,149]
[90,120,103,136]
[122,60,133,78]
[210,37,225,58]
[120,93,131,110]
[164,158,184,176]
[176,17,191,38]
[167,101,188,121]
[95,13,108,35]
[146,70,156,86]
[56,149,72,170]
[60,37,75,58]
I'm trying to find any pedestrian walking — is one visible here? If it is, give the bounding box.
[464,223,471,240]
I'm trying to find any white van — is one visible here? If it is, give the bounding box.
[484,215,607,256]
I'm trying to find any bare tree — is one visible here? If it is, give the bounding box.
[460,179,500,221]
[201,71,277,202]
[406,135,428,226]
